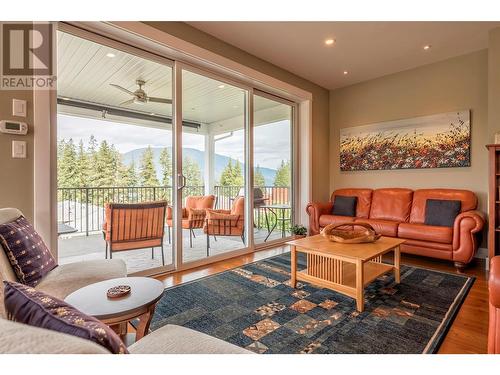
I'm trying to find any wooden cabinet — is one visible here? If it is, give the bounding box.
[487,144,500,262]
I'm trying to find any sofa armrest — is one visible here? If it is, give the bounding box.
[306,201,333,235]
[452,210,485,264]
[490,257,500,308]
[128,324,251,354]
[489,257,500,354]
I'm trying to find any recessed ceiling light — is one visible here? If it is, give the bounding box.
[343,71,349,75]
[150,112,155,116]
[423,45,431,50]
[61,97,70,100]
[106,52,116,58]
[218,84,225,89]
[325,38,335,46]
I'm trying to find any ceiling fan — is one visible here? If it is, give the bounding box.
[110,79,172,106]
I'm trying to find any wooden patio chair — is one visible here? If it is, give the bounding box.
[204,196,245,256]
[102,201,168,265]
[166,195,216,248]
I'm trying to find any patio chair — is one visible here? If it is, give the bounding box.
[233,187,268,228]
[103,201,168,265]
[166,195,216,248]
[204,196,245,256]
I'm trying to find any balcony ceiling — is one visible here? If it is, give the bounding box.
[187,21,500,90]
[57,31,287,134]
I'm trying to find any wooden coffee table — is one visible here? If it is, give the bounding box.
[286,235,405,312]
[65,277,164,344]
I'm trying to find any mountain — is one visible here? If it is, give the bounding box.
[121,147,277,185]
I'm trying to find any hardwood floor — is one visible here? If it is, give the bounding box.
[153,246,489,354]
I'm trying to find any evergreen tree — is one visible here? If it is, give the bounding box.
[219,159,234,186]
[220,159,244,187]
[139,146,159,186]
[86,135,99,186]
[75,140,89,187]
[273,160,291,187]
[232,160,244,186]
[183,156,203,187]
[94,140,119,187]
[254,165,266,187]
[159,147,172,186]
[58,138,77,188]
[118,160,137,187]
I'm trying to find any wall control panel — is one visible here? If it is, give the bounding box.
[0,120,28,135]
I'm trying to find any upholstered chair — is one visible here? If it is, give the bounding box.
[203,196,245,255]
[0,208,126,320]
[166,195,216,247]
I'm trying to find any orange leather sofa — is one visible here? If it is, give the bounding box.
[306,188,485,270]
[489,256,500,354]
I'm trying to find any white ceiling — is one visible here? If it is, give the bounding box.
[187,21,500,90]
[57,31,288,134]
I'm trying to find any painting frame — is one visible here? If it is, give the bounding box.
[339,110,471,172]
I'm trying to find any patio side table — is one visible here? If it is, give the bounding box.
[262,204,292,241]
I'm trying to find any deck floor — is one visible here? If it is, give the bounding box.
[58,228,288,273]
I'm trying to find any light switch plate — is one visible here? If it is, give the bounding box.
[12,140,26,158]
[12,99,27,117]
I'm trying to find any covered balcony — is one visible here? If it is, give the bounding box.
[56,31,294,274]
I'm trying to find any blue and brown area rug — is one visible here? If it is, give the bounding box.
[149,253,474,354]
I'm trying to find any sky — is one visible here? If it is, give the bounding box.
[57,114,291,170]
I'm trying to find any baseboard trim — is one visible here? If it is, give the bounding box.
[476,247,488,259]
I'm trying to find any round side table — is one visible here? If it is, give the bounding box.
[65,277,164,344]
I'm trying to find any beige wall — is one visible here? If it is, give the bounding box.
[329,50,488,212]
[144,22,331,201]
[489,27,500,142]
[0,91,34,221]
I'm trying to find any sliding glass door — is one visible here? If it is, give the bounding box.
[56,30,175,274]
[56,25,298,276]
[253,93,294,245]
[179,68,248,263]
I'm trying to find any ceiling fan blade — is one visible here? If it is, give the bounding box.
[119,98,135,106]
[110,84,135,96]
[148,97,172,104]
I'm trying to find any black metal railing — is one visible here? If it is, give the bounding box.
[57,185,291,235]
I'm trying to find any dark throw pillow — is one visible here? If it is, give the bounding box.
[3,281,128,354]
[424,199,462,227]
[0,215,56,286]
[332,195,358,217]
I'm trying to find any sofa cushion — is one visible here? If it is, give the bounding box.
[331,189,372,218]
[332,195,357,217]
[319,214,355,228]
[410,189,477,224]
[128,324,250,354]
[369,188,413,222]
[0,317,109,354]
[4,281,128,354]
[398,223,453,244]
[354,218,399,237]
[424,199,461,227]
[0,216,56,286]
[35,259,127,300]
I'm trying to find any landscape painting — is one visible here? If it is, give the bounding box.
[339,110,471,171]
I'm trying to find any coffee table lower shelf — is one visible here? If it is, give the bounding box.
[296,261,395,299]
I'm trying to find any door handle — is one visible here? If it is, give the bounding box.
[178,173,186,190]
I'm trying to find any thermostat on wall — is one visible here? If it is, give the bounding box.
[0,120,28,135]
